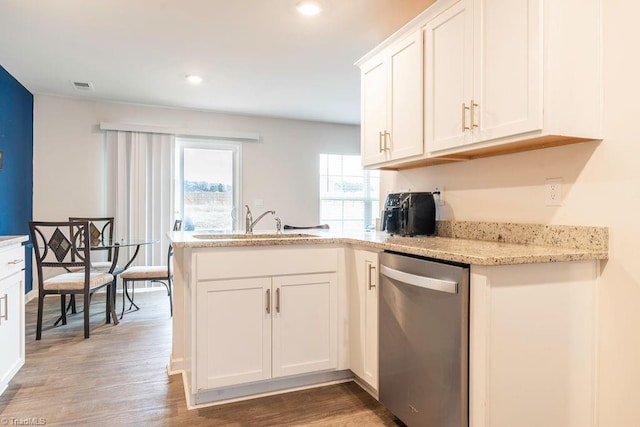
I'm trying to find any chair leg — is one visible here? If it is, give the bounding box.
[107,285,119,326]
[129,283,136,310]
[121,280,127,319]
[55,294,75,326]
[168,280,173,317]
[70,294,77,314]
[106,286,111,324]
[36,294,44,340]
[153,279,173,317]
[126,282,139,311]
[84,293,90,339]
[55,294,68,326]
[111,280,119,323]
[112,279,117,314]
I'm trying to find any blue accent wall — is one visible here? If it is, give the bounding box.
[0,65,33,292]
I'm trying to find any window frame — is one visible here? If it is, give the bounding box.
[175,137,242,231]
[319,153,380,232]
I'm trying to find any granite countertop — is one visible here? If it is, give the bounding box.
[0,235,29,249]
[168,221,608,266]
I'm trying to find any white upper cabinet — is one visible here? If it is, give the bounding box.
[472,0,542,144]
[359,0,602,169]
[360,30,423,167]
[361,56,389,166]
[424,0,474,151]
[425,0,542,152]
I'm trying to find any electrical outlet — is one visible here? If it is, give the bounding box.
[545,178,562,206]
[434,186,444,207]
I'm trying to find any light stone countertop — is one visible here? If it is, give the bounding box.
[0,235,29,249]
[168,223,608,266]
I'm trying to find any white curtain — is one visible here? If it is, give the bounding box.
[105,130,175,267]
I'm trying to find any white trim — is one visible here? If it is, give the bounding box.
[25,289,37,304]
[100,122,260,142]
[175,138,243,231]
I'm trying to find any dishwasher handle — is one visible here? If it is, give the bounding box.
[380,265,458,294]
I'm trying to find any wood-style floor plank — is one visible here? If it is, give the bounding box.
[0,290,401,426]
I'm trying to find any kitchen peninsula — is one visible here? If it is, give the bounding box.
[168,222,607,427]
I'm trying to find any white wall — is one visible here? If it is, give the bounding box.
[33,96,360,230]
[381,1,640,425]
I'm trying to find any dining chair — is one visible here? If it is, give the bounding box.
[118,220,181,318]
[283,224,330,230]
[29,220,119,339]
[64,217,121,321]
[68,217,118,271]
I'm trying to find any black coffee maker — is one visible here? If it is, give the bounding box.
[381,192,436,236]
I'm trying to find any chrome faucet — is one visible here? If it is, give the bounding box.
[245,205,275,234]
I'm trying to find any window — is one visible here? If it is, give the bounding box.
[319,154,380,232]
[175,138,241,231]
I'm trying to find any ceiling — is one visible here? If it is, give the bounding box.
[0,0,434,125]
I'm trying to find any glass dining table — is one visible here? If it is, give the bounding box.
[55,238,158,326]
[93,238,159,273]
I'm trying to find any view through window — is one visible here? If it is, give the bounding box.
[319,154,379,232]
[176,139,240,231]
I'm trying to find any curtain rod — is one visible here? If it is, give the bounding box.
[99,122,261,142]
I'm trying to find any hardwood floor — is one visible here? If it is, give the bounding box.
[0,290,401,426]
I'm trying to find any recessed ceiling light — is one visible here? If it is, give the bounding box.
[186,75,203,84]
[296,1,322,16]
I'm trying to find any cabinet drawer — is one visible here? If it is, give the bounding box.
[0,246,25,281]
[195,246,339,280]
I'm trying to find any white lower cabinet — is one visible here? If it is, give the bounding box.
[0,242,26,396]
[192,247,339,392]
[196,277,272,389]
[272,274,337,378]
[348,248,379,391]
[470,261,598,427]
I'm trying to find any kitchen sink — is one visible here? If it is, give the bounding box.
[192,233,318,240]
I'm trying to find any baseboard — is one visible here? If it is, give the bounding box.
[352,373,379,400]
[25,289,37,304]
[189,370,354,409]
[168,357,184,375]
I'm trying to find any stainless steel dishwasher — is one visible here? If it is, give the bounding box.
[379,251,469,427]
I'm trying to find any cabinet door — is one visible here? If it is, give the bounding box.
[424,0,473,152]
[348,249,379,390]
[361,56,389,166]
[196,277,272,389]
[388,30,424,160]
[0,272,25,395]
[472,0,542,143]
[272,273,337,378]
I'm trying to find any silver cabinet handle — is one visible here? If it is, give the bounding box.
[368,263,376,290]
[0,294,7,323]
[462,102,470,132]
[470,99,479,128]
[266,289,271,314]
[275,288,280,313]
[378,131,384,153]
[381,265,458,294]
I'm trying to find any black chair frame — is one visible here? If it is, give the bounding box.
[29,220,118,339]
